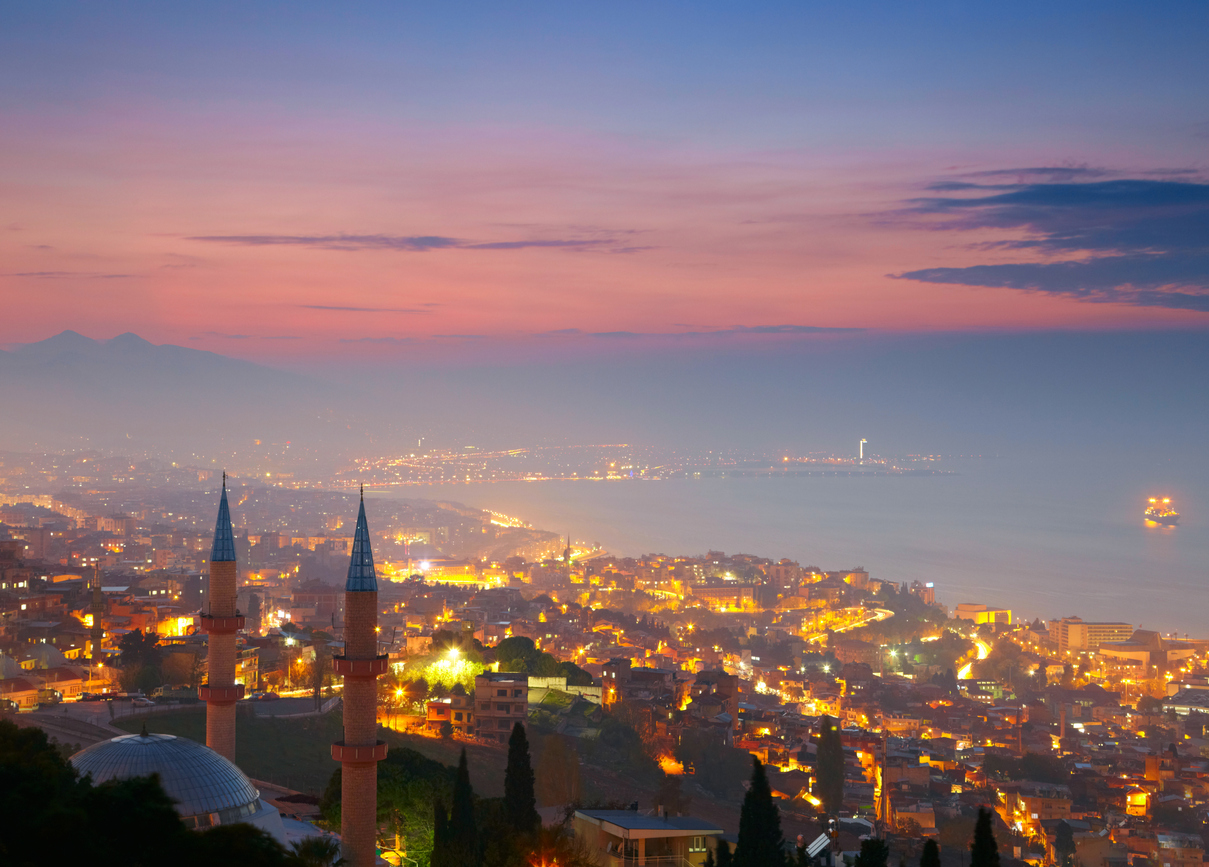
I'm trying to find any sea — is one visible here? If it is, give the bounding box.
[368,455,1209,637]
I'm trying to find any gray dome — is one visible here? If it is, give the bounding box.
[70,733,262,829]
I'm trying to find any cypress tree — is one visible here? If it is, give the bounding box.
[431,798,449,867]
[970,807,1000,867]
[504,722,539,835]
[447,748,479,866]
[921,838,941,867]
[1055,821,1075,867]
[734,756,785,867]
[816,715,845,817]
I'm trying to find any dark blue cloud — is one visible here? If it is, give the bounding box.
[299,305,435,313]
[894,175,1209,311]
[189,234,459,251]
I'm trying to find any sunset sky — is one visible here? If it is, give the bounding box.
[2,2,1207,362]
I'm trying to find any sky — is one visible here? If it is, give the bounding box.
[2,1,1208,365]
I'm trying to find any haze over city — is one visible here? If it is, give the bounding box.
[1,4,1207,867]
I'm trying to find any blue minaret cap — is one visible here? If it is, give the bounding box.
[210,474,236,562]
[345,488,377,592]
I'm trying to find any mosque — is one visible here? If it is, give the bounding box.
[67,479,386,864]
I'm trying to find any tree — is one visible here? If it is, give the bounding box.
[855,838,889,867]
[734,757,784,867]
[505,722,539,835]
[311,640,329,711]
[1054,821,1075,867]
[816,715,844,817]
[535,734,581,806]
[117,629,162,669]
[715,839,734,867]
[921,839,941,867]
[0,718,298,867]
[434,748,479,867]
[655,772,691,816]
[970,807,1000,867]
[291,835,346,866]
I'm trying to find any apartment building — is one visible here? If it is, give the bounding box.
[474,672,528,743]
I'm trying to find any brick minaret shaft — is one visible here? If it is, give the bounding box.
[199,475,244,762]
[89,565,104,661]
[332,491,388,867]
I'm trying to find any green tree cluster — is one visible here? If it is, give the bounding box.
[673,729,752,799]
[323,722,595,867]
[492,636,593,685]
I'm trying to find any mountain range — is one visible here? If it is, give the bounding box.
[0,331,355,460]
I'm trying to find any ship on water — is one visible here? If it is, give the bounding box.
[1144,497,1180,526]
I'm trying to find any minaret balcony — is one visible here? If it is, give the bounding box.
[198,683,245,703]
[331,740,388,763]
[199,613,245,634]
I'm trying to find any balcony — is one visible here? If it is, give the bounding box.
[597,855,698,867]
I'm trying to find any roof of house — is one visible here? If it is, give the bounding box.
[576,809,722,838]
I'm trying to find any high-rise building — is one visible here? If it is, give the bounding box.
[1050,617,1136,653]
[199,476,244,762]
[331,493,387,867]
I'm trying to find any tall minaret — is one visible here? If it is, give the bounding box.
[89,564,104,661]
[199,474,244,762]
[332,489,387,867]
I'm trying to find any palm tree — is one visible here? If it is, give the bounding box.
[291,835,346,866]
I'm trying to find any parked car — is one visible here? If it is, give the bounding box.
[131,697,156,708]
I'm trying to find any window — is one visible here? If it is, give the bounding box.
[498,720,509,729]
[513,689,523,697]
[497,703,509,712]
[690,837,705,853]
[480,702,489,710]
[497,689,507,696]
[454,712,463,722]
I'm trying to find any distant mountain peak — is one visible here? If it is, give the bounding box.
[14,329,99,356]
[108,332,155,349]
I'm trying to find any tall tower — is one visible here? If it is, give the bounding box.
[332,491,387,867]
[89,564,104,661]
[199,474,244,762]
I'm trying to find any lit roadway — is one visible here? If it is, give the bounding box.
[958,636,992,680]
[804,607,895,645]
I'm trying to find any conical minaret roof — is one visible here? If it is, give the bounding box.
[346,490,377,592]
[210,475,236,563]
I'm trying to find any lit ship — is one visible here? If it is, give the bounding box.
[1144,497,1180,526]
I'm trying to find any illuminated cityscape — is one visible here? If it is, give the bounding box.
[1,3,1207,867]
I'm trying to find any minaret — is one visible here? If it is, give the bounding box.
[332,489,388,867]
[89,564,104,660]
[199,474,244,762]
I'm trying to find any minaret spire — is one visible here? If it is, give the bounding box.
[345,496,378,592]
[210,475,236,563]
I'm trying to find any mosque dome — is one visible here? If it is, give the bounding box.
[70,732,286,842]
